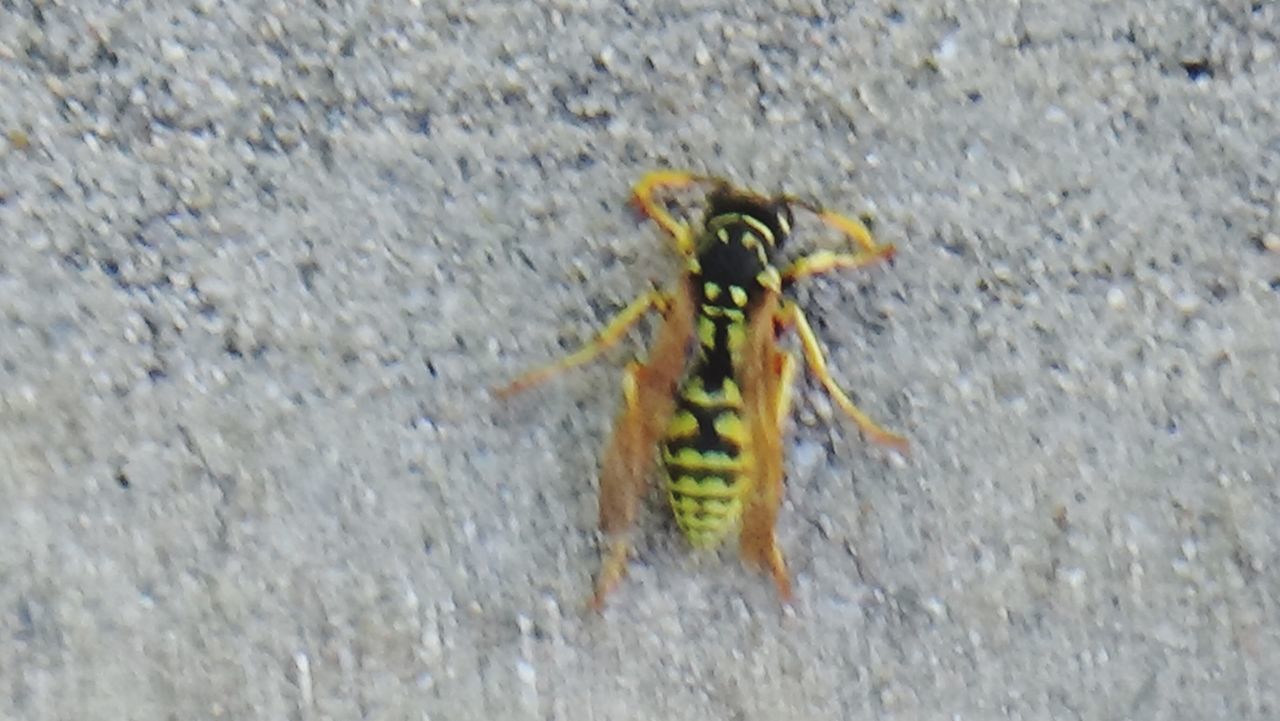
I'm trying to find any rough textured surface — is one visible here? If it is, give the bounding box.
[2,2,1278,719]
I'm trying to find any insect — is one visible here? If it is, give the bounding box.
[495,170,907,608]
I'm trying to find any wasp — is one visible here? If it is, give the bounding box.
[495,170,907,608]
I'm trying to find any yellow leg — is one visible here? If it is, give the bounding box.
[782,301,908,452]
[493,289,668,399]
[813,208,883,254]
[629,169,717,258]
[782,246,896,283]
[779,205,896,282]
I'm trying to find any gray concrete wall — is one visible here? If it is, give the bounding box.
[2,2,1277,719]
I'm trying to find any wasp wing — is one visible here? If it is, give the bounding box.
[591,277,696,607]
[737,292,794,602]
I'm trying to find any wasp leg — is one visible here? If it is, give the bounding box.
[782,245,896,283]
[739,337,798,604]
[780,301,908,452]
[493,289,669,399]
[780,205,896,282]
[812,208,885,254]
[629,169,717,258]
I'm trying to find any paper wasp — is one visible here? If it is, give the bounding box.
[495,170,907,608]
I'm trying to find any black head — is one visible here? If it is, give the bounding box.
[704,185,794,249]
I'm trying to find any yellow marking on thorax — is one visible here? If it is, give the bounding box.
[740,216,775,245]
[700,304,745,320]
[709,213,739,231]
[697,312,747,352]
[726,318,746,353]
[697,316,716,349]
[728,285,749,307]
[710,214,774,243]
[756,266,782,293]
[703,282,721,301]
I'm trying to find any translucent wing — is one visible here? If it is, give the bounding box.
[736,292,795,602]
[592,277,696,607]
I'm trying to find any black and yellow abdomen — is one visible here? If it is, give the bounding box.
[499,168,904,606]
[662,370,752,548]
[661,195,791,548]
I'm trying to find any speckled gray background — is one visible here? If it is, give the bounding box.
[2,2,1278,720]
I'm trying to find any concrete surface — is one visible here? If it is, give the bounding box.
[2,1,1278,719]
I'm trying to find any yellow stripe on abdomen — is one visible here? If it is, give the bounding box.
[666,474,750,548]
[662,379,754,549]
